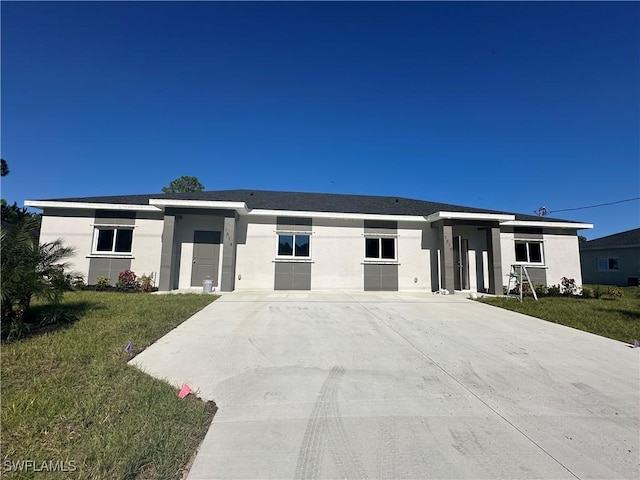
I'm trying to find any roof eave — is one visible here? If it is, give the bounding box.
[501,220,593,229]
[24,200,161,212]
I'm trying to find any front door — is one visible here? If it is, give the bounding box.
[454,236,469,290]
[191,230,221,287]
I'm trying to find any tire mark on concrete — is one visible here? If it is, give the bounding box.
[294,366,342,479]
[295,366,368,479]
[325,369,368,479]
[377,417,399,480]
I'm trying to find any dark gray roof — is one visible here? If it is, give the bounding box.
[40,189,580,224]
[580,228,640,250]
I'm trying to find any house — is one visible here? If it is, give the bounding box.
[25,190,592,294]
[580,228,640,286]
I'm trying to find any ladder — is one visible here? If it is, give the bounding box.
[506,264,538,302]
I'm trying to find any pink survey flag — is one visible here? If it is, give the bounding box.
[178,384,192,398]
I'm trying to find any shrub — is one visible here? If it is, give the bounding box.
[547,285,561,297]
[592,286,604,299]
[581,286,594,299]
[606,286,624,299]
[139,273,156,293]
[70,275,86,290]
[534,284,548,297]
[38,307,79,327]
[116,269,140,292]
[95,276,111,291]
[560,277,580,296]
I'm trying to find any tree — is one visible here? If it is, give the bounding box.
[1,211,75,339]
[1,158,8,176]
[578,235,587,244]
[162,176,205,194]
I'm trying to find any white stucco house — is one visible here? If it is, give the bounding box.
[25,190,592,294]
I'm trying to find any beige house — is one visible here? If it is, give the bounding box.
[26,190,592,293]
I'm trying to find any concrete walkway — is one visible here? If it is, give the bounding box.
[131,291,639,479]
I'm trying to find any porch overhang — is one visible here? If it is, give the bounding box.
[500,220,593,230]
[425,211,515,223]
[148,199,249,215]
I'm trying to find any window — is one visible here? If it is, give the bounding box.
[597,257,618,271]
[365,237,396,260]
[514,241,544,264]
[278,234,310,257]
[94,228,133,254]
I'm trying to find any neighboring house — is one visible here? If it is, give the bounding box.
[25,190,592,294]
[580,228,640,286]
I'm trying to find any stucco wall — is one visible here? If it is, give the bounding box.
[501,231,583,288]
[581,247,640,286]
[311,218,366,291]
[234,215,278,290]
[544,233,583,286]
[398,221,433,291]
[129,212,164,282]
[234,216,436,292]
[39,209,93,279]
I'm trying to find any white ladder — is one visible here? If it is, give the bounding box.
[506,264,538,302]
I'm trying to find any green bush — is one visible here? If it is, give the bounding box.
[581,286,594,299]
[592,286,604,299]
[139,273,156,293]
[547,285,561,297]
[606,286,624,299]
[95,276,111,291]
[534,284,548,297]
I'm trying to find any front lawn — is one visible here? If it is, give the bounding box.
[1,291,217,479]
[478,286,640,343]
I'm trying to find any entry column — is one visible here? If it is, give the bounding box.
[221,213,238,292]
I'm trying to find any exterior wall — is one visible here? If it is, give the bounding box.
[129,212,164,283]
[234,215,278,290]
[543,232,583,286]
[39,209,93,279]
[398,221,433,291]
[235,216,435,292]
[174,214,225,289]
[581,247,640,286]
[501,230,583,288]
[309,218,364,291]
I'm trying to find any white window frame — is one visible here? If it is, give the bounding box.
[92,226,134,255]
[275,232,311,260]
[514,240,544,265]
[597,257,619,271]
[364,235,397,262]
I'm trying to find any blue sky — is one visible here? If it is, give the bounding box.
[2,1,638,239]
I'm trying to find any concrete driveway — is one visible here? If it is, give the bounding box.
[131,292,639,479]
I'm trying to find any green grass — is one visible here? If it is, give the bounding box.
[1,291,218,479]
[478,286,640,344]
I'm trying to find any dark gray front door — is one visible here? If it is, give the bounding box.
[454,236,469,290]
[191,230,221,287]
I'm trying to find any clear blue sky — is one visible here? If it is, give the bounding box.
[2,1,638,239]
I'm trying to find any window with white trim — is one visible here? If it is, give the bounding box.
[597,257,618,271]
[514,240,543,264]
[93,227,133,254]
[277,234,310,257]
[365,237,396,260]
